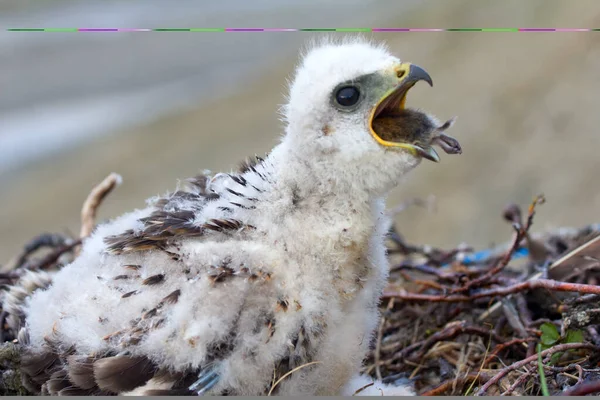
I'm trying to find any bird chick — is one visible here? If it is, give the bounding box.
[9,37,461,396]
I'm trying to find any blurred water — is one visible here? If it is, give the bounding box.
[0,0,420,175]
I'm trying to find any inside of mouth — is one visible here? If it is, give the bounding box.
[372,88,408,120]
[370,89,435,145]
[369,87,461,157]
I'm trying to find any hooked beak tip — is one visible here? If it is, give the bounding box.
[414,146,440,162]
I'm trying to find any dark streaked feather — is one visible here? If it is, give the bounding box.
[144,388,194,396]
[103,165,266,255]
[209,266,235,284]
[113,274,135,280]
[185,174,210,194]
[142,274,165,286]
[93,355,155,393]
[20,349,59,384]
[152,368,184,383]
[21,372,40,394]
[57,386,98,396]
[40,383,49,395]
[46,369,71,395]
[66,355,97,390]
[229,174,248,187]
[237,156,260,174]
[142,308,158,320]
[276,298,290,312]
[161,289,181,305]
[121,290,139,299]
[230,202,255,210]
[105,209,204,254]
[203,218,244,233]
[226,188,246,198]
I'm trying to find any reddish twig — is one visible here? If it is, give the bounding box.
[453,195,545,293]
[500,366,536,396]
[421,372,490,396]
[393,263,457,280]
[475,343,598,396]
[398,321,506,363]
[482,338,531,368]
[414,279,453,292]
[384,279,600,303]
[562,379,600,396]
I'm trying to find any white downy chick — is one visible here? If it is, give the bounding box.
[13,37,460,396]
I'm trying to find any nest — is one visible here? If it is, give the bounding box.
[2,175,600,396]
[364,195,600,395]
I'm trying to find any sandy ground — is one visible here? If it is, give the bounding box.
[2,0,600,261]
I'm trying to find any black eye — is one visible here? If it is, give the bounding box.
[335,86,360,107]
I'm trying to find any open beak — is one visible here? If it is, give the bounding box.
[369,63,441,162]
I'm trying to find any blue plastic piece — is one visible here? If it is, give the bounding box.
[457,223,600,266]
[461,246,529,266]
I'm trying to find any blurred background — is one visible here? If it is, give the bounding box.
[1,0,600,261]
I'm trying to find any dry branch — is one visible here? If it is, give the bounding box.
[421,372,490,396]
[79,172,122,239]
[475,343,598,396]
[562,379,600,396]
[384,279,600,302]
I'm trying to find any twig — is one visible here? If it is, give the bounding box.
[501,299,528,338]
[399,321,506,363]
[515,294,533,327]
[32,239,82,271]
[574,364,583,384]
[500,366,535,396]
[476,279,600,298]
[464,327,493,395]
[352,381,374,395]
[267,361,321,396]
[10,233,70,271]
[79,173,122,239]
[453,195,544,293]
[569,293,600,305]
[587,326,600,346]
[387,226,463,265]
[475,343,598,396]
[562,379,600,396]
[375,298,394,381]
[392,263,456,280]
[483,338,531,367]
[480,232,600,322]
[384,279,600,302]
[421,372,490,396]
